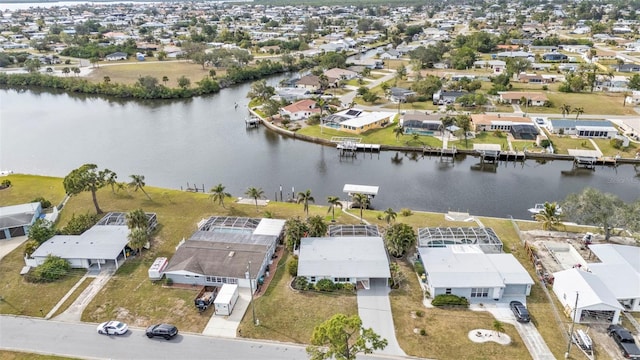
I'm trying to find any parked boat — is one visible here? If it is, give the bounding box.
[528,203,562,215]
[572,329,595,360]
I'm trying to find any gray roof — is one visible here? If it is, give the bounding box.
[0,202,40,229]
[189,231,276,247]
[419,245,532,288]
[164,240,267,278]
[297,237,390,279]
[550,119,613,128]
[31,225,129,260]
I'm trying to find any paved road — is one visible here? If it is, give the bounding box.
[357,279,406,357]
[0,315,409,360]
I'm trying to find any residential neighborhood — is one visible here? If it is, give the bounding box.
[1,0,640,359]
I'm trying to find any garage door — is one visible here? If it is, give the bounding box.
[9,226,25,237]
[0,230,6,240]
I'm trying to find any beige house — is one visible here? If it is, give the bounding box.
[498,91,549,106]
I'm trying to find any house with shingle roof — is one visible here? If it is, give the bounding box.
[280,99,320,120]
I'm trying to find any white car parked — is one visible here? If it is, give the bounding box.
[97,321,129,335]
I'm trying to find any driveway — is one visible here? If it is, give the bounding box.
[357,278,406,357]
[51,265,115,322]
[480,304,555,360]
[0,235,27,261]
[202,287,251,337]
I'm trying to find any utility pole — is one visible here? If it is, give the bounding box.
[565,291,579,359]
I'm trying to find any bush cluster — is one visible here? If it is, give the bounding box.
[31,197,52,209]
[25,255,70,283]
[431,294,469,307]
[60,213,100,235]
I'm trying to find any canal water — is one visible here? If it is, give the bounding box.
[1,80,638,219]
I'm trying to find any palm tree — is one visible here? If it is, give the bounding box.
[573,107,584,120]
[383,208,397,224]
[126,209,149,231]
[297,189,315,217]
[104,169,118,193]
[492,320,505,337]
[352,193,370,223]
[560,104,571,118]
[245,187,265,211]
[327,196,342,222]
[128,227,149,255]
[534,202,563,230]
[456,114,472,147]
[393,125,404,141]
[129,175,151,200]
[162,76,169,86]
[209,183,231,208]
[62,67,70,76]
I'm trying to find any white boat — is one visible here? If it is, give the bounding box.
[572,329,595,360]
[528,203,562,215]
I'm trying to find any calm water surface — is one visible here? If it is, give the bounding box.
[1,81,638,219]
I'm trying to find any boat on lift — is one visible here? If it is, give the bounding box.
[528,203,562,215]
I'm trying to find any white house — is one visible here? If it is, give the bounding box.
[0,202,42,239]
[297,236,390,290]
[105,52,128,61]
[588,244,640,312]
[548,120,619,138]
[552,268,624,324]
[418,245,534,303]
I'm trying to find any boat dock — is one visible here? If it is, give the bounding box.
[332,137,380,157]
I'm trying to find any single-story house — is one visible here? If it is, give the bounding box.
[27,212,157,270]
[529,45,558,53]
[588,244,640,312]
[324,67,358,80]
[432,90,466,105]
[494,51,534,59]
[552,268,624,324]
[471,114,534,132]
[542,53,568,61]
[297,236,390,290]
[163,217,285,290]
[105,52,128,61]
[295,74,338,91]
[547,119,619,138]
[389,87,416,103]
[418,245,534,303]
[616,64,640,73]
[473,60,506,74]
[323,109,392,134]
[280,99,320,120]
[379,49,400,60]
[400,113,445,135]
[517,72,562,84]
[274,87,312,102]
[498,91,548,106]
[0,202,42,239]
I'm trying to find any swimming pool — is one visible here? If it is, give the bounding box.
[405,129,434,136]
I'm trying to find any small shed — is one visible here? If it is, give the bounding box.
[148,257,168,280]
[214,284,239,316]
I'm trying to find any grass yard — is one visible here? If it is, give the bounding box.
[0,174,66,207]
[389,260,529,360]
[85,61,224,88]
[381,102,440,111]
[237,251,358,343]
[296,123,443,148]
[546,134,596,155]
[451,132,511,151]
[49,277,92,318]
[592,138,639,158]
[544,92,633,116]
[0,351,80,360]
[354,209,484,229]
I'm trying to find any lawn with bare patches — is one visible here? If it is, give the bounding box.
[237,251,358,344]
[86,61,224,87]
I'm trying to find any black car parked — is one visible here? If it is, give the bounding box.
[145,324,178,340]
[509,301,531,323]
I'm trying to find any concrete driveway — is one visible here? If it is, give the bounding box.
[479,304,555,360]
[0,235,27,261]
[202,287,251,338]
[357,278,406,357]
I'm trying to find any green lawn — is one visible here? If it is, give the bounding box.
[544,92,634,116]
[546,134,596,155]
[592,138,639,158]
[296,123,444,148]
[237,251,358,343]
[0,351,80,360]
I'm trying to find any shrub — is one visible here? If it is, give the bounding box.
[315,278,335,292]
[610,138,624,149]
[60,213,100,235]
[415,310,425,317]
[400,208,412,217]
[293,276,310,290]
[540,139,552,148]
[558,128,564,135]
[287,257,298,276]
[31,196,52,209]
[1,179,11,188]
[494,130,504,138]
[432,294,469,307]
[26,255,70,282]
[542,85,548,90]
[341,283,355,291]
[413,261,425,277]
[165,277,173,286]
[420,329,427,336]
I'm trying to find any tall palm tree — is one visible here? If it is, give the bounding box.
[245,187,265,211]
[126,209,149,231]
[104,169,118,193]
[560,104,571,118]
[297,189,315,217]
[129,175,151,200]
[327,196,342,222]
[210,183,231,208]
[573,107,584,120]
[383,208,397,224]
[393,125,404,141]
[128,227,149,255]
[352,193,370,223]
[534,202,563,230]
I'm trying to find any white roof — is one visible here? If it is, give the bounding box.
[340,112,390,128]
[553,268,624,310]
[590,244,640,273]
[343,184,379,196]
[567,149,600,157]
[214,284,238,304]
[587,244,640,300]
[253,218,286,237]
[0,203,40,217]
[298,237,390,279]
[31,225,129,260]
[419,245,530,288]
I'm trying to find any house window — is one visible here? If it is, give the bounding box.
[445,288,452,295]
[334,277,350,282]
[471,288,490,298]
[310,276,316,282]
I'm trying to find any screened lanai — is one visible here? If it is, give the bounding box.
[328,225,380,237]
[418,227,503,253]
